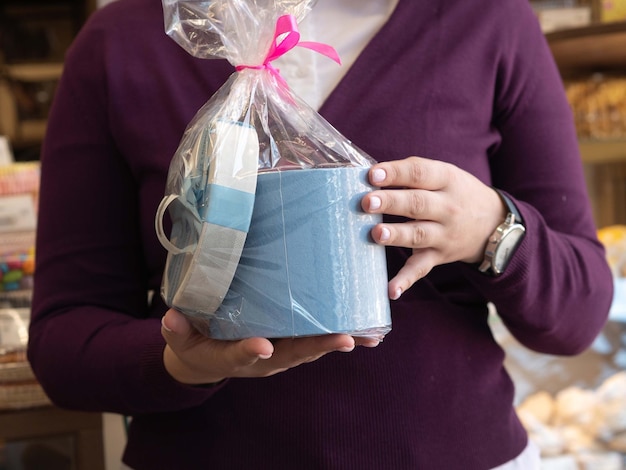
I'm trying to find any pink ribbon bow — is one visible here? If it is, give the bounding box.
[235,14,341,87]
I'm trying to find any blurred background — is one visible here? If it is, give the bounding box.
[0,1,625,469]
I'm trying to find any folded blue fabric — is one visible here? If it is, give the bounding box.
[209,167,391,339]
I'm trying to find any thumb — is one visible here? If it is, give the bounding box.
[162,308,192,335]
[161,309,275,384]
[161,309,273,361]
[161,308,197,351]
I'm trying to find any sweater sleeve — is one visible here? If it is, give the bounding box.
[468,1,613,355]
[27,8,225,415]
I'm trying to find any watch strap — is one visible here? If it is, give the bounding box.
[494,189,523,225]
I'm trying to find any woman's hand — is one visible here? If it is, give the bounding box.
[161,309,378,385]
[361,156,506,300]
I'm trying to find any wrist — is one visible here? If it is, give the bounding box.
[466,188,508,264]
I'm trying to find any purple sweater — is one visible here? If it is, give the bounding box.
[28,0,613,468]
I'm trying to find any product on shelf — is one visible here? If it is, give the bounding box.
[0,161,40,204]
[533,6,593,33]
[597,225,626,322]
[0,307,50,410]
[565,75,626,140]
[518,372,626,469]
[598,225,626,277]
[0,237,35,292]
[601,0,626,22]
[0,162,39,293]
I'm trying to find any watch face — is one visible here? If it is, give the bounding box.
[493,227,525,273]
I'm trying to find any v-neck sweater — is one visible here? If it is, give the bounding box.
[273,0,399,109]
[28,0,613,468]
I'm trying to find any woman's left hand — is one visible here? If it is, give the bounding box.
[361,156,506,300]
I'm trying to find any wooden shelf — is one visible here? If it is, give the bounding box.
[547,21,626,74]
[0,405,105,470]
[580,139,626,164]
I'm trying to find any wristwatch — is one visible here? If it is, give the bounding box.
[478,189,526,276]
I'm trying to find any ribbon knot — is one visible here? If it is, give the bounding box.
[235,14,341,87]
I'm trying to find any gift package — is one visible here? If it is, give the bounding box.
[156,0,391,340]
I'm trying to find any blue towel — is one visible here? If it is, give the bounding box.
[209,167,391,339]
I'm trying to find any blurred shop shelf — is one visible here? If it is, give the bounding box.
[547,20,626,74]
[0,405,105,470]
[580,139,626,164]
[547,20,626,227]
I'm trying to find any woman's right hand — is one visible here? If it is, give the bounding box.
[161,309,372,385]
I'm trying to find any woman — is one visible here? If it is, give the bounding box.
[28,0,613,468]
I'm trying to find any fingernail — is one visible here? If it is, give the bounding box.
[380,227,390,241]
[371,168,386,184]
[391,288,402,300]
[369,196,381,211]
[258,353,273,360]
[161,316,172,332]
[338,345,355,353]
